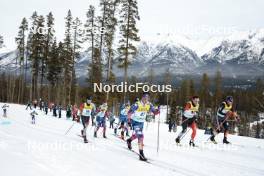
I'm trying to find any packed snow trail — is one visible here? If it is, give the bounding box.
[0,103,264,176]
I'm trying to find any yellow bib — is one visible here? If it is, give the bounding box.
[187,101,199,112]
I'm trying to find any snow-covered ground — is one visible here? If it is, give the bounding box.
[0,102,264,176]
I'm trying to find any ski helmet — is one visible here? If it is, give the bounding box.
[226,96,233,103]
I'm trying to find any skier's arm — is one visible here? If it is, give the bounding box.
[150,103,160,115]
[127,103,138,120]
[79,103,84,115]
[183,103,197,118]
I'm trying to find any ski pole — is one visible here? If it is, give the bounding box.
[206,117,228,141]
[157,110,161,155]
[65,122,75,135]
[179,127,191,140]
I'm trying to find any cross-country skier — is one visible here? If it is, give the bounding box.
[126,92,160,161]
[94,102,109,138]
[175,96,200,147]
[58,104,62,118]
[114,103,130,140]
[72,104,78,121]
[109,113,115,129]
[79,97,96,143]
[30,108,38,124]
[210,96,239,144]
[66,104,72,119]
[26,101,32,110]
[2,104,9,117]
[33,99,37,109]
[53,104,57,117]
[44,102,48,115]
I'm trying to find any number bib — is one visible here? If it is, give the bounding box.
[83,109,91,116]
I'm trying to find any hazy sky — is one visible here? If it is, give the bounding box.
[1,0,264,49]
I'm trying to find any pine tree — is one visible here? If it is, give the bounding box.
[41,12,55,98]
[46,40,63,102]
[27,12,46,100]
[214,70,222,110]
[63,10,74,105]
[199,73,211,109]
[118,0,140,102]
[15,17,28,103]
[104,0,119,100]
[85,5,102,86]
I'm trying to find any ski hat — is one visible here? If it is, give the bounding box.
[142,91,150,98]
[87,96,92,103]
[87,96,92,101]
[226,96,233,102]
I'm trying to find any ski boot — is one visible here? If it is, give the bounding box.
[139,150,147,161]
[83,136,88,143]
[189,139,195,147]
[223,137,230,144]
[103,132,107,138]
[210,135,217,144]
[94,131,97,138]
[120,131,125,140]
[126,131,130,137]
[175,137,180,145]
[127,138,132,150]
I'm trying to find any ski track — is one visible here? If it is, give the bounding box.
[1,103,264,176]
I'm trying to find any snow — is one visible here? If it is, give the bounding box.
[0,102,264,176]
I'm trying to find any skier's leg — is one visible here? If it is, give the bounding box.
[176,118,188,143]
[223,121,230,144]
[136,124,147,161]
[189,121,197,146]
[103,121,107,138]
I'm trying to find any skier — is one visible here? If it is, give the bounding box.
[109,113,115,129]
[210,96,239,144]
[175,96,200,147]
[2,104,9,117]
[58,104,62,118]
[44,102,49,115]
[126,92,160,161]
[114,103,130,139]
[26,101,32,110]
[33,99,38,109]
[94,102,109,138]
[53,104,57,117]
[79,97,96,143]
[72,104,78,121]
[30,108,38,124]
[66,104,72,119]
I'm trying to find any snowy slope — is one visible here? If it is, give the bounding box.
[0,103,264,176]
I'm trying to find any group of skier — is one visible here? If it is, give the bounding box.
[1,91,240,162]
[175,95,240,147]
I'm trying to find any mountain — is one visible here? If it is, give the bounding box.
[0,102,264,176]
[1,30,264,78]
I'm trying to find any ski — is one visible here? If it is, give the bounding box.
[124,147,152,163]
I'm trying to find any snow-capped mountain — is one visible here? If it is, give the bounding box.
[202,29,264,65]
[1,29,264,78]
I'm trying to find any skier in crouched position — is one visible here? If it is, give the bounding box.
[210,96,239,144]
[126,92,160,161]
[175,96,200,147]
